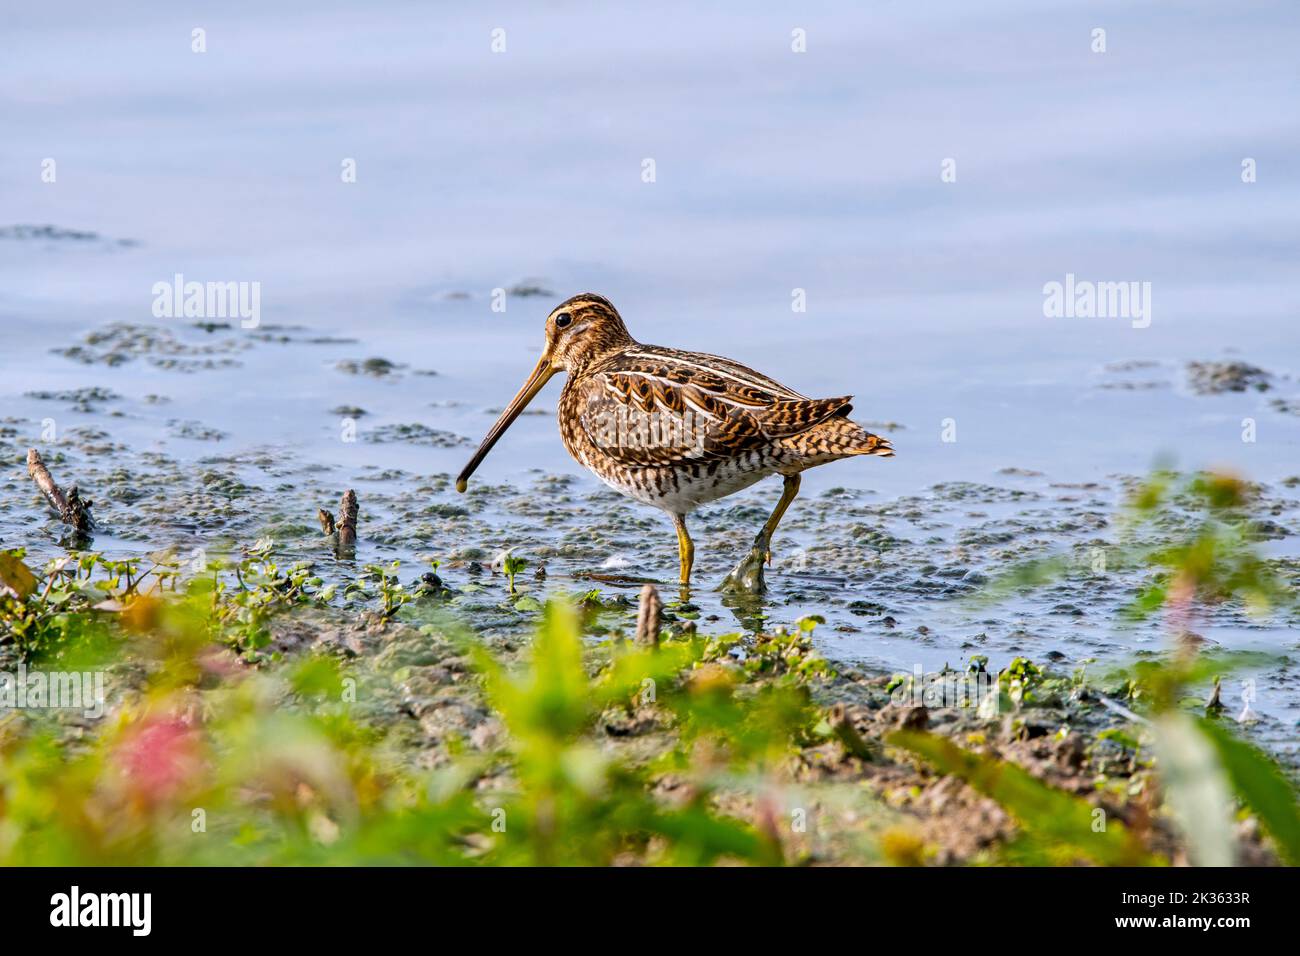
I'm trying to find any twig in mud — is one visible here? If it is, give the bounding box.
[828,703,878,762]
[1206,677,1225,717]
[26,448,95,534]
[634,584,662,647]
[314,491,357,555]
[1096,694,1151,727]
[572,571,662,586]
[336,489,358,554]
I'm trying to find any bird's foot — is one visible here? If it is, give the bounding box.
[719,534,770,594]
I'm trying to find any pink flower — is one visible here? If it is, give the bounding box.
[115,716,203,808]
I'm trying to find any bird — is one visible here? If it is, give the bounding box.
[456,293,893,593]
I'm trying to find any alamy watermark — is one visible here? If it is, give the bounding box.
[891,665,998,710]
[50,886,150,936]
[587,407,708,454]
[1042,273,1151,329]
[0,664,105,719]
[152,273,260,328]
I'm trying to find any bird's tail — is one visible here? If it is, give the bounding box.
[794,416,894,459]
[845,427,894,458]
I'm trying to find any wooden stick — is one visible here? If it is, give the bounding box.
[1206,677,1225,717]
[634,584,662,646]
[573,571,661,586]
[336,489,358,551]
[317,508,336,536]
[27,449,70,516]
[27,448,94,533]
[828,703,877,762]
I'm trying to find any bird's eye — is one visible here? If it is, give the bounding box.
[555,312,573,328]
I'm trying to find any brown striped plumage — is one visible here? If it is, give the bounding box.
[457,293,893,593]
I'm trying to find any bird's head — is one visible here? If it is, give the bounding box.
[540,294,634,373]
[456,293,633,492]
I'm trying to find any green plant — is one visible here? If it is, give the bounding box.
[473,599,783,864]
[502,553,527,596]
[2,570,818,866]
[888,730,1154,866]
[970,467,1300,866]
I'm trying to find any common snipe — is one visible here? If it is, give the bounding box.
[457,294,894,593]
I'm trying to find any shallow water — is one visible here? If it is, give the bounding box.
[3,2,1298,751]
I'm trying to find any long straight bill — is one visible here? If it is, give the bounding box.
[456,356,556,492]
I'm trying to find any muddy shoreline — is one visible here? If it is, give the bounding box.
[3,312,1298,865]
[4,319,1299,765]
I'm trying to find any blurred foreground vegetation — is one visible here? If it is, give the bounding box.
[0,468,1296,866]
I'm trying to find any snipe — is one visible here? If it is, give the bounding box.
[457,294,893,593]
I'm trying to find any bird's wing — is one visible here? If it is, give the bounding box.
[575,348,853,467]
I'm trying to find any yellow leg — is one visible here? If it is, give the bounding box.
[673,514,694,587]
[720,473,802,593]
[757,474,801,564]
